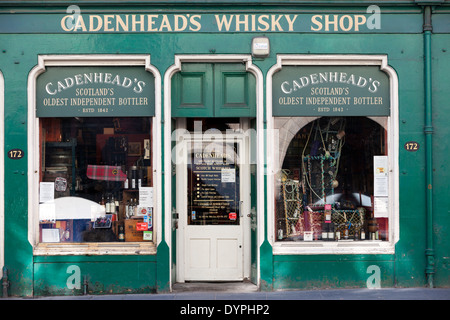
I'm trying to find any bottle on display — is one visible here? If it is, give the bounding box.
[128,199,138,217]
[133,198,138,215]
[111,194,117,221]
[277,221,284,240]
[131,166,137,189]
[118,224,125,242]
[360,227,366,240]
[343,224,349,240]
[124,171,129,189]
[127,200,132,218]
[328,222,335,241]
[109,194,114,215]
[105,194,111,213]
[321,223,328,241]
[125,200,130,219]
[138,168,143,188]
[100,194,106,211]
[115,196,120,217]
[324,204,332,222]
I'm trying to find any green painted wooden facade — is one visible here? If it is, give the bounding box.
[0,0,449,297]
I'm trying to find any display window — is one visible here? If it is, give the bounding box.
[275,116,389,243]
[29,56,160,251]
[38,117,154,243]
[269,55,399,253]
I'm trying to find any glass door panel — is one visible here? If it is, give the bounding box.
[187,141,240,226]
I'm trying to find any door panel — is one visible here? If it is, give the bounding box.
[171,63,256,118]
[214,64,256,117]
[188,238,211,269]
[183,138,245,281]
[185,226,242,280]
[171,63,213,117]
[217,238,238,269]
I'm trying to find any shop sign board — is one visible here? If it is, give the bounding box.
[272,66,390,116]
[0,12,423,34]
[36,66,155,117]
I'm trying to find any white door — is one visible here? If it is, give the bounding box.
[176,133,249,281]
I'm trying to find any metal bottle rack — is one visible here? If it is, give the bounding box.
[279,118,365,240]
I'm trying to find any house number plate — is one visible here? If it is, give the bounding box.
[404,141,419,152]
[7,148,24,159]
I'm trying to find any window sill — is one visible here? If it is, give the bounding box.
[273,240,395,255]
[34,242,156,256]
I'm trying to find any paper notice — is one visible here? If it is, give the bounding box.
[139,187,154,207]
[39,202,56,222]
[374,197,389,218]
[221,168,235,183]
[39,182,55,203]
[41,228,60,243]
[374,156,388,197]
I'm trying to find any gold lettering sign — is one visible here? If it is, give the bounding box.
[273,66,390,116]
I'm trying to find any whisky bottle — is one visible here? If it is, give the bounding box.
[118,224,125,242]
[360,227,366,240]
[105,194,111,214]
[124,170,129,189]
[125,200,130,219]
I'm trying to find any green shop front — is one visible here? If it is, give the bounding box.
[1,1,449,297]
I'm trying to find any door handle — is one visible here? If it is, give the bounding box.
[239,201,244,217]
[172,211,179,229]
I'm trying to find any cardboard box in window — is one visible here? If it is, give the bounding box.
[124,218,144,242]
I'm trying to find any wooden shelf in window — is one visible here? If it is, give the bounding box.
[33,242,156,256]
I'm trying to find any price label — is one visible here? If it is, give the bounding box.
[7,149,24,160]
[404,141,419,152]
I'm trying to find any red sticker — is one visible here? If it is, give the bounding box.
[229,212,237,220]
[136,222,148,231]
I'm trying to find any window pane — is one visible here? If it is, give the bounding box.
[188,141,240,225]
[39,117,153,243]
[275,117,389,242]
